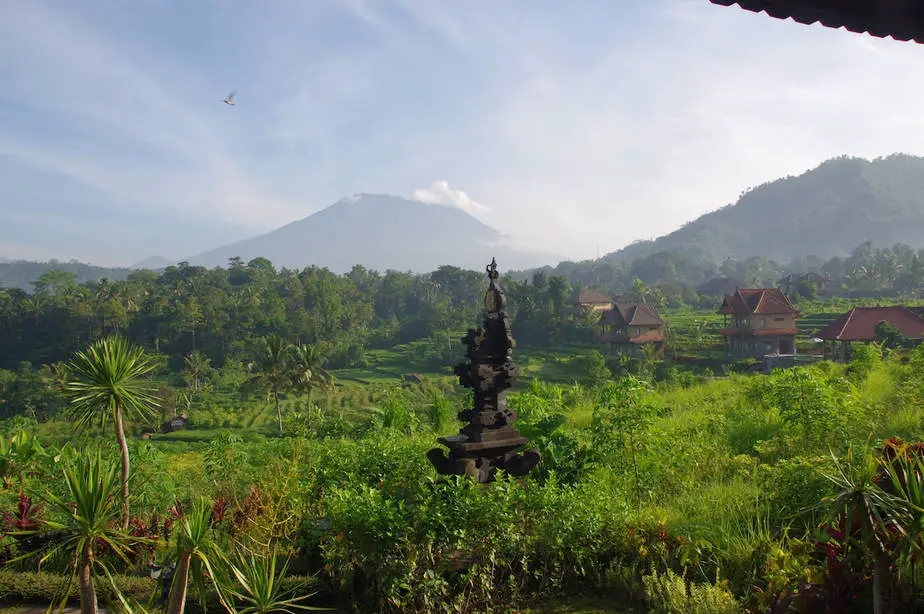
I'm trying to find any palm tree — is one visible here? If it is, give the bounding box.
[244,335,294,435]
[39,452,142,614]
[290,343,334,424]
[166,499,230,614]
[183,350,214,392]
[64,336,161,529]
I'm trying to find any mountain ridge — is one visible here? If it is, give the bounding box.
[603,153,924,264]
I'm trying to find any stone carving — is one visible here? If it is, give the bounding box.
[427,258,540,483]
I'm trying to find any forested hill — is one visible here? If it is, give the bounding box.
[605,154,924,264]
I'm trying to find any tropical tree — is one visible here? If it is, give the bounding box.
[244,335,294,435]
[166,498,230,614]
[290,342,333,422]
[183,350,215,392]
[629,278,649,304]
[38,452,143,614]
[63,336,161,528]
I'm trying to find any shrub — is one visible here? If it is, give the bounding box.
[643,568,740,614]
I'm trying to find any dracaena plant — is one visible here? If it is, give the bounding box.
[166,498,232,614]
[226,548,326,614]
[29,452,149,614]
[63,335,161,530]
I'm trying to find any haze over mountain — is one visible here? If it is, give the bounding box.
[185,194,561,273]
[603,154,924,264]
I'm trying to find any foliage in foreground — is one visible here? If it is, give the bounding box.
[0,343,923,612]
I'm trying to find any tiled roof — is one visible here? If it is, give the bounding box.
[814,307,924,342]
[710,0,924,44]
[718,288,799,317]
[578,288,611,305]
[604,302,664,327]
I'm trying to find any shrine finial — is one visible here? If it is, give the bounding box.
[486,257,499,281]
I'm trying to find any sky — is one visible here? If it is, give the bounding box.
[3,0,924,267]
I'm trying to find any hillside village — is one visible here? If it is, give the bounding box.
[579,281,924,374]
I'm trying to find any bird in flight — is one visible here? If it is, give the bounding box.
[223,91,236,106]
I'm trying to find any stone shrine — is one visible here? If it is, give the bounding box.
[427,258,540,483]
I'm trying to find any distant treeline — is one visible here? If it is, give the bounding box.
[0,259,603,373]
[512,241,924,298]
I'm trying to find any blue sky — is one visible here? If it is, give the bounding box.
[3,0,924,266]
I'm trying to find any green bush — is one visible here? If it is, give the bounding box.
[0,570,154,605]
[643,568,740,614]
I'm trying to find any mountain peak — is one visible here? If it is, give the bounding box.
[186,193,560,273]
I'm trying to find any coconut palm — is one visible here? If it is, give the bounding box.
[39,452,141,614]
[166,499,230,614]
[244,335,293,435]
[64,336,161,529]
[290,343,334,424]
[183,350,214,392]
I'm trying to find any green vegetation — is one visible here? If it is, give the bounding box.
[0,254,923,613]
[1,344,923,612]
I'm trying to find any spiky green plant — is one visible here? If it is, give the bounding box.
[38,452,146,614]
[64,336,161,529]
[818,450,905,614]
[226,549,326,614]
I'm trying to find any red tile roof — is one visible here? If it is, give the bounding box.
[710,0,924,44]
[578,288,611,305]
[718,288,799,317]
[604,302,664,327]
[814,307,924,342]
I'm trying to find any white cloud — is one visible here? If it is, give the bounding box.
[413,181,490,216]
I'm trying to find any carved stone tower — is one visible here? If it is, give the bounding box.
[427,258,540,483]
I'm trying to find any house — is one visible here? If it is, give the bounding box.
[578,288,614,313]
[717,288,801,358]
[696,277,741,298]
[814,306,924,361]
[600,302,665,357]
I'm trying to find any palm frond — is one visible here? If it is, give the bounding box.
[63,336,161,429]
